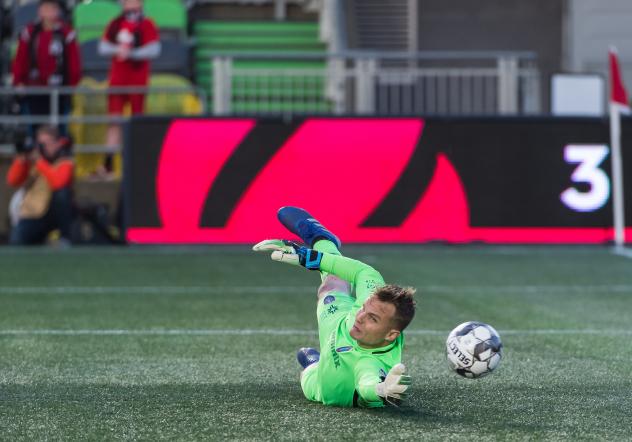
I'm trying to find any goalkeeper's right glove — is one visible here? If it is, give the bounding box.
[375,363,412,407]
[252,239,323,270]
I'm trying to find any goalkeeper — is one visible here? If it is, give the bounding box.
[254,207,416,408]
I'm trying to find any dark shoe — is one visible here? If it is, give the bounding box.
[277,206,341,248]
[297,347,320,369]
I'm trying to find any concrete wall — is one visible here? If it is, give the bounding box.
[416,0,566,111]
[566,0,632,92]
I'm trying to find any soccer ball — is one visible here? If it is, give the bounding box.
[446,321,503,378]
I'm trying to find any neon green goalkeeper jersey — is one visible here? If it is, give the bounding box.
[300,253,404,408]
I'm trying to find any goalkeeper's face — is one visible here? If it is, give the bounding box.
[350,296,400,348]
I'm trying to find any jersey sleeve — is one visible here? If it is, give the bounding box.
[319,253,385,307]
[102,20,117,43]
[12,28,31,85]
[142,19,159,44]
[6,157,30,187]
[35,158,74,190]
[354,358,385,408]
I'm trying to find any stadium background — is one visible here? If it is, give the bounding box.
[1,1,632,440]
[0,0,631,243]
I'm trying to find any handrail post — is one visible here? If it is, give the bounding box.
[274,0,286,20]
[213,56,232,115]
[50,88,60,127]
[497,56,518,114]
[355,57,377,114]
[521,62,541,114]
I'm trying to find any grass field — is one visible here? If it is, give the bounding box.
[1,245,631,440]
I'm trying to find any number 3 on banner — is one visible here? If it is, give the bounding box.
[560,144,610,212]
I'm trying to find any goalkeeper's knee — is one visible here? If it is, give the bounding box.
[318,276,351,299]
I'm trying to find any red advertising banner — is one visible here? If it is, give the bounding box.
[124,117,632,244]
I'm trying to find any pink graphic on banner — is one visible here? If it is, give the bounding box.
[225,118,425,241]
[155,119,255,232]
[129,118,428,242]
[468,227,629,243]
[339,153,471,243]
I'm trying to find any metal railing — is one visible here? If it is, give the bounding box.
[0,85,208,155]
[209,51,541,116]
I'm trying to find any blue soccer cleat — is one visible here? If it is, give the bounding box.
[297,347,320,369]
[277,206,341,249]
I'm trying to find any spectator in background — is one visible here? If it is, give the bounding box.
[98,0,160,173]
[6,125,74,246]
[12,0,81,139]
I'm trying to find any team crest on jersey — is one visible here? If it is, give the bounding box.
[366,279,379,291]
[117,29,134,45]
[49,39,63,56]
[336,346,353,353]
[323,295,335,305]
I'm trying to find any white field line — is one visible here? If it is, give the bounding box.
[0,285,631,295]
[0,328,630,337]
[0,286,314,295]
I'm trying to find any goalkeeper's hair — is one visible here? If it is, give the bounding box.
[374,284,416,331]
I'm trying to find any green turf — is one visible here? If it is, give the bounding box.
[1,246,631,440]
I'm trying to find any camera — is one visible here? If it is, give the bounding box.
[13,128,34,154]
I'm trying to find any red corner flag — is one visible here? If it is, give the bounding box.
[609,47,630,112]
[609,46,629,247]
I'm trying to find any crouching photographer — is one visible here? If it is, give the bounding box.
[6,125,74,245]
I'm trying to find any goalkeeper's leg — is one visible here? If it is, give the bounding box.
[300,361,322,403]
[276,205,354,296]
[277,206,344,282]
[277,206,341,249]
[315,238,350,299]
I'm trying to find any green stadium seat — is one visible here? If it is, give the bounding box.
[192,20,329,113]
[73,0,121,43]
[194,21,320,35]
[144,0,187,39]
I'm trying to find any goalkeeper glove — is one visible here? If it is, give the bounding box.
[375,363,411,406]
[252,239,323,270]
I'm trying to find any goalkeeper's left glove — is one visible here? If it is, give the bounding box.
[252,239,323,270]
[375,363,412,407]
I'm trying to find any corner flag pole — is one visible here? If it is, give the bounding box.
[608,47,630,248]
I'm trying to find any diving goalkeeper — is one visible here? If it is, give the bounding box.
[253,207,416,408]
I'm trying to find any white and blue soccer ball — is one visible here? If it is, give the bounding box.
[446,321,503,379]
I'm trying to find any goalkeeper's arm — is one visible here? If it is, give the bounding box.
[318,253,384,305]
[355,361,411,408]
[253,240,384,305]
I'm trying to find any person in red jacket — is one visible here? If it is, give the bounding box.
[7,125,74,245]
[12,0,81,138]
[98,0,160,171]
